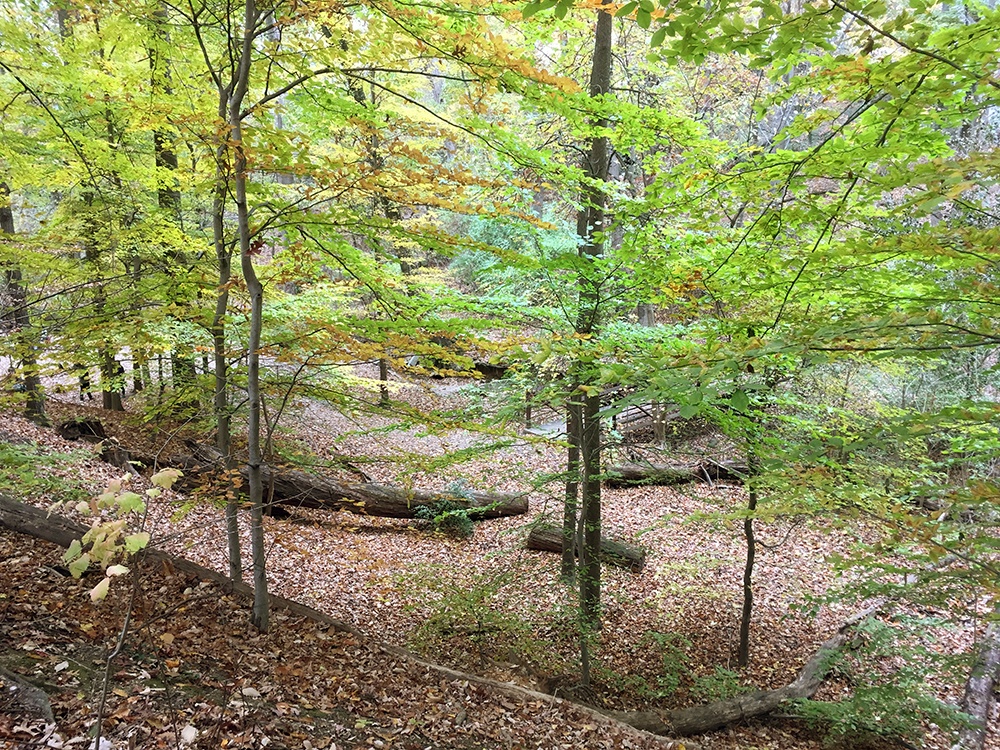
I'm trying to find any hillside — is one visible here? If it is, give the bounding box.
[0,373,994,750]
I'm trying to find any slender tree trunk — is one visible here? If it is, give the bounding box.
[231,0,267,632]
[0,183,48,426]
[738,434,761,667]
[213,177,241,581]
[738,484,757,667]
[579,388,602,629]
[379,358,389,406]
[563,395,582,582]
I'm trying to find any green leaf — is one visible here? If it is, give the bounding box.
[124,532,150,554]
[63,539,82,565]
[521,2,541,18]
[680,404,699,418]
[117,492,145,514]
[636,9,652,28]
[68,553,91,578]
[650,27,667,47]
[616,2,638,17]
[731,389,750,413]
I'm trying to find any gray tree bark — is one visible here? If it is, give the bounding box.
[230,0,268,632]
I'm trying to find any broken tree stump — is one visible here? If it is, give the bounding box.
[180,441,528,519]
[55,418,107,442]
[604,460,749,488]
[525,524,645,572]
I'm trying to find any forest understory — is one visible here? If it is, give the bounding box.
[1,362,996,750]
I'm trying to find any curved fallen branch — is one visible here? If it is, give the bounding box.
[597,605,881,736]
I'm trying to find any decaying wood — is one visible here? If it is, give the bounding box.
[525,524,645,572]
[52,419,140,476]
[178,441,528,519]
[605,460,749,488]
[952,619,1000,750]
[55,418,107,442]
[0,494,359,635]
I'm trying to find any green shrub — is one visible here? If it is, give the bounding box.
[413,480,488,538]
[0,440,92,505]
[793,618,967,747]
[692,665,752,702]
[402,565,554,672]
[413,498,476,538]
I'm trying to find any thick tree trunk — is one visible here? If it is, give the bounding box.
[605,461,749,487]
[526,524,644,572]
[571,0,614,690]
[952,620,1000,750]
[1,182,48,426]
[180,442,528,519]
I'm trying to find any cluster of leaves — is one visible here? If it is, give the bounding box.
[61,468,182,602]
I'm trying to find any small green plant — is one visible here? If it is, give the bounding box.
[413,481,480,538]
[402,564,553,672]
[0,440,92,504]
[691,665,752,702]
[631,631,693,699]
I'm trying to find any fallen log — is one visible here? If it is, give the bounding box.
[952,618,1000,750]
[181,441,528,519]
[525,525,645,572]
[605,460,749,488]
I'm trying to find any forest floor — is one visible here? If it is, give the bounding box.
[0,363,996,750]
